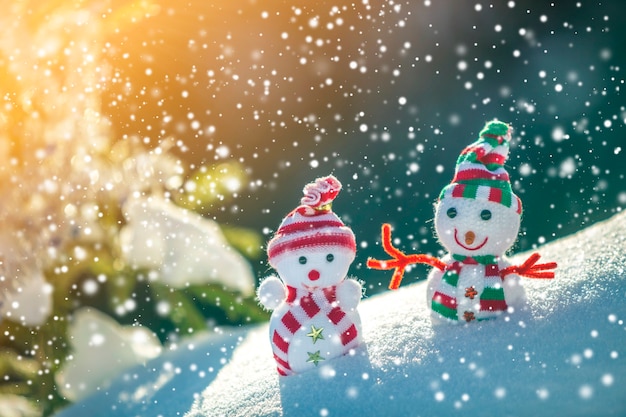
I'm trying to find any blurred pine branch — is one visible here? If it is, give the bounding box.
[0,1,266,415]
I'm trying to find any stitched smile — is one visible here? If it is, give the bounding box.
[454,229,488,251]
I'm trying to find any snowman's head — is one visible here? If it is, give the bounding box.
[434,120,523,256]
[271,245,355,289]
[434,197,520,256]
[267,175,356,289]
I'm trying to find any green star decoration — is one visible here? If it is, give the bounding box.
[306,325,324,343]
[306,350,325,366]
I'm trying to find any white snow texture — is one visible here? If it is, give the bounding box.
[56,212,626,417]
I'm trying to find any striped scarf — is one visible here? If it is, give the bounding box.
[431,254,507,322]
[271,285,359,376]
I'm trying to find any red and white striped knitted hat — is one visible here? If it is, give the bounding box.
[439,120,522,215]
[267,175,356,264]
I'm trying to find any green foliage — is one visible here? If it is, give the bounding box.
[0,161,267,416]
[0,2,268,415]
[221,224,265,260]
[177,161,249,215]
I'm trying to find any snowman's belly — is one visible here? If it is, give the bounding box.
[288,315,346,373]
[455,265,485,312]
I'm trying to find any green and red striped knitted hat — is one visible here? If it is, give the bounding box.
[439,120,522,215]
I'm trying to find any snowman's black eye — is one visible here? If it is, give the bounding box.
[446,207,457,218]
[480,209,492,221]
[326,253,334,262]
[299,256,307,265]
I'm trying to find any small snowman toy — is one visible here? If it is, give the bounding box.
[257,175,362,375]
[368,121,556,323]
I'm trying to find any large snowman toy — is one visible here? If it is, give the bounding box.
[368,121,556,323]
[257,175,362,375]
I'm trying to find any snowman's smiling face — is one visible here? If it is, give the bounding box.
[273,246,355,290]
[434,197,520,257]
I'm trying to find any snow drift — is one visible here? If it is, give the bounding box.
[56,211,626,417]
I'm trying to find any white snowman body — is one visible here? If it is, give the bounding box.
[259,247,362,375]
[426,197,526,323]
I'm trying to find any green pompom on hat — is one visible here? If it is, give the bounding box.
[439,120,522,214]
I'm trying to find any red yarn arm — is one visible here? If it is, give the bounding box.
[406,254,447,272]
[378,224,444,270]
[380,222,404,259]
[500,252,557,280]
[366,223,445,290]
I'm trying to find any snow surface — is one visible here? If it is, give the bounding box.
[56,212,626,417]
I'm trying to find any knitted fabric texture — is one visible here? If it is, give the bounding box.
[439,120,522,214]
[431,255,506,322]
[271,285,359,376]
[267,176,356,263]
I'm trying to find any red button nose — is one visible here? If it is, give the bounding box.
[308,269,320,281]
